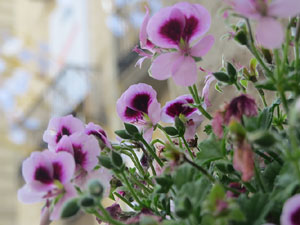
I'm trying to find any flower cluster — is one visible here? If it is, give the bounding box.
[18,1,300,225]
[18,115,111,221]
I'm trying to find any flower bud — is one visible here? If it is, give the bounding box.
[88,180,104,198]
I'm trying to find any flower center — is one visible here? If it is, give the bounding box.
[291,207,300,225]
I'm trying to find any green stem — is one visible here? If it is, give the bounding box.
[181,136,194,159]
[183,155,215,183]
[114,192,136,210]
[258,88,267,107]
[274,49,289,113]
[157,124,173,144]
[120,171,144,206]
[120,150,145,176]
[140,137,164,167]
[188,85,212,120]
[192,84,201,103]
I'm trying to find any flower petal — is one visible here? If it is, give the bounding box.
[269,0,300,18]
[18,185,44,203]
[172,56,198,86]
[85,122,112,149]
[202,73,215,107]
[69,133,100,172]
[43,115,85,150]
[190,35,215,57]
[256,18,284,49]
[147,6,185,48]
[174,2,212,42]
[116,83,158,122]
[148,100,161,125]
[232,0,260,19]
[140,6,151,48]
[281,194,300,225]
[150,52,179,81]
[50,183,77,220]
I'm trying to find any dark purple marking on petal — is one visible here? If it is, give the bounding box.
[131,93,151,114]
[35,166,53,184]
[56,126,71,143]
[99,129,107,137]
[72,144,86,166]
[125,107,141,119]
[182,16,199,42]
[52,162,62,181]
[291,207,300,225]
[159,19,183,44]
[88,131,106,144]
[166,102,196,118]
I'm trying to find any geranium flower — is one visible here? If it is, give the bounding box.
[161,94,203,139]
[18,150,77,220]
[225,0,300,49]
[212,94,258,138]
[281,194,300,225]
[43,115,85,150]
[202,73,216,107]
[54,133,101,173]
[85,122,112,149]
[116,83,161,141]
[147,2,214,86]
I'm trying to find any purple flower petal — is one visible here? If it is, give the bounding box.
[150,52,179,81]
[140,6,151,48]
[281,194,300,225]
[85,122,112,149]
[147,6,185,48]
[18,185,44,203]
[269,0,300,18]
[202,73,215,107]
[43,115,85,150]
[68,132,100,172]
[172,55,197,86]
[256,17,284,49]
[190,35,215,57]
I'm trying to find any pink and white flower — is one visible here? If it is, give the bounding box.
[225,0,300,49]
[43,115,85,150]
[281,194,300,225]
[54,133,101,173]
[116,83,161,142]
[147,2,214,86]
[85,122,112,149]
[161,94,203,139]
[18,150,77,220]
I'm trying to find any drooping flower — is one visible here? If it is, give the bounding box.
[225,0,300,49]
[233,140,254,181]
[54,133,101,173]
[147,2,214,86]
[226,182,246,198]
[43,115,85,150]
[116,83,161,141]
[202,73,216,107]
[18,150,77,220]
[212,94,258,138]
[85,122,112,149]
[161,94,203,139]
[281,194,300,225]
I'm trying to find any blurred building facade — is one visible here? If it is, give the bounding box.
[0,0,253,225]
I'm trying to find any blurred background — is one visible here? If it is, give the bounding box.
[0,0,252,224]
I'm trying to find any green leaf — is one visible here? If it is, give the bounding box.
[60,198,80,219]
[204,125,212,135]
[248,130,276,147]
[124,123,139,135]
[215,83,223,93]
[255,80,276,91]
[197,135,224,165]
[213,72,231,83]
[111,151,123,168]
[227,62,237,81]
[262,162,281,192]
[234,30,248,46]
[98,155,114,169]
[236,193,273,225]
[115,130,132,139]
[249,58,258,76]
[163,126,179,136]
[240,79,248,89]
